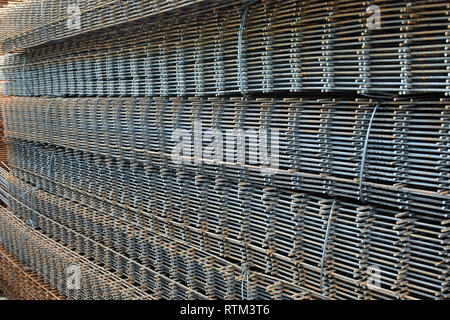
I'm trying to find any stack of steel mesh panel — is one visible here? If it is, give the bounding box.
[2,0,450,96]
[0,239,65,300]
[1,165,315,299]
[3,97,450,205]
[3,136,448,299]
[0,0,449,300]
[0,0,241,52]
[0,197,156,300]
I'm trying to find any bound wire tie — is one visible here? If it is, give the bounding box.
[20,231,29,264]
[21,56,32,96]
[45,102,53,145]
[19,186,39,265]
[319,198,336,294]
[20,186,39,228]
[360,91,396,99]
[240,262,251,300]
[359,101,381,202]
[40,0,53,42]
[238,0,260,96]
[48,150,56,192]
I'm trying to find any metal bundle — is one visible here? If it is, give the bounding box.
[2,96,450,208]
[0,196,163,300]
[1,164,316,300]
[3,139,449,299]
[0,241,65,300]
[0,0,232,52]
[1,0,449,301]
[1,0,450,96]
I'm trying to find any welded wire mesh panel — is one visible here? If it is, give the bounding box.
[1,0,449,301]
[0,0,234,52]
[1,167,317,299]
[2,138,449,299]
[1,0,450,96]
[3,97,450,205]
[0,242,64,300]
[0,205,155,300]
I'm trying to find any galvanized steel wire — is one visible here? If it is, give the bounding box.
[0,0,449,301]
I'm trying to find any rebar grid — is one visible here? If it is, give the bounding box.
[0,0,449,301]
[0,242,65,300]
[1,0,450,96]
[2,96,450,203]
[0,0,237,52]
[2,138,448,299]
